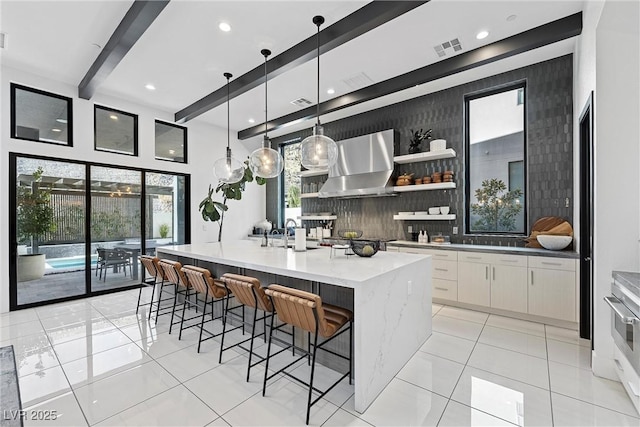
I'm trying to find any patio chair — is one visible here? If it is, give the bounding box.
[102,249,132,281]
[96,248,107,278]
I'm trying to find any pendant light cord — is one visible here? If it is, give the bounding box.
[226,73,230,151]
[261,49,271,147]
[316,19,320,126]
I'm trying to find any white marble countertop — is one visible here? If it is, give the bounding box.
[387,240,580,259]
[156,240,429,289]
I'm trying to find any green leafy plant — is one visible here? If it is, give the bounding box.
[17,167,57,253]
[471,178,523,232]
[287,185,301,208]
[158,223,170,238]
[199,159,267,241]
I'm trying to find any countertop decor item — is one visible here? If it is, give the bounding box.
[300,16,338,170]
[537,235,573,250]
[350,239,380,257]
[249,49,284,179]
[430,139,447,151]
[213,72,244,184]
[338,229,363,239]
[408,128,432,154]
[525,217,573,248]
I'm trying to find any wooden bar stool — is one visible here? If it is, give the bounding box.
[157,259,198,337]
[262,284,353,425]
[218,273,290,381]
[181,266,228,353]
[137,255,174,322]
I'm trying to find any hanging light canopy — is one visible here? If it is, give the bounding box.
[248,49,284,179]
[213,72,244,184]
[300,15,338,170]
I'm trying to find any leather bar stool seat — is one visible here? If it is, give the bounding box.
[157,259,199,337]
[262,284,353,425]
[137,255,174,322]
[181,265,228,353]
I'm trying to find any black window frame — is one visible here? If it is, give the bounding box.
[154,119,188,164]
[464,81,528,236]
[94,104,139,156]
[10,83,74,147]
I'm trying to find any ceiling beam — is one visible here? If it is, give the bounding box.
[238,12,583,140]
[78,0,170,100]
[174,1,429,124]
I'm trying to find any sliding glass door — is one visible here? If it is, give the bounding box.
[10,154,190,310]
[14,157,87,306]
[90,166,142,293]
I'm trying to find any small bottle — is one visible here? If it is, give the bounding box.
[261,230,268,247]
[419,230,425,243]
[424,229,429,244]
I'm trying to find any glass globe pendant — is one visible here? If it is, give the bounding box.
[214,72,244,184]
[249,49,284,179]
[300,15,338,170]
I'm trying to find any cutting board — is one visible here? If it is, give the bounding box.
[525,216,573,248]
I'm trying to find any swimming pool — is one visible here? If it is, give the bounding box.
[46,255,98,270]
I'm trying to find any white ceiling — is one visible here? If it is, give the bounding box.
[0,0,584,145]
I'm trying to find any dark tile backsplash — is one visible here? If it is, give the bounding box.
[268,55,574,246]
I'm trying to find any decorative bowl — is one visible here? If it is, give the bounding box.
[430,139,447,151]
[439,206,450,215]
[537,235,572,250]
[338,229,363,239]
[428,207,440,215]
[350,240,380,257]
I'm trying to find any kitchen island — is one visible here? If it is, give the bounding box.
[156,240,431,412]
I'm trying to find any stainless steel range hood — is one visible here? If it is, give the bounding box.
[318,129,395,198]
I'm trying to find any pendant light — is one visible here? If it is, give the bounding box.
[213,72,244,184]
[300,15,338,170]
[248,49,284,179]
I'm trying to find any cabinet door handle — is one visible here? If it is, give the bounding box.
[435,287,448,291]
[434,254,448,258]
[434,268,448,272]
[541,261,562,266]
[468,256,482,260]
[500,259,519,263]
[492,267,495,280]
[531,270,534,285]
[486,266,489,280]
[614,358,624,372]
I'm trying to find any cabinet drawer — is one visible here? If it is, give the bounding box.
[432,278,457,301]
[458,252,493,263]
[528,256,575,271]
[432,260,457,280]
[397,247,430,254]
[492,253,527,268]
[423,249,458,261]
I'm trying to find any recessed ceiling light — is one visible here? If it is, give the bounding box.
[327,88,335,95]
[169,149,175,155]
[507,14,517,22]
[56,118,67,124]
[248,118,255,124]
[110,114,118,120]
[51,128,62,132]
[145,83,156,91]
[219,22,231,32]
[476,31,489,40]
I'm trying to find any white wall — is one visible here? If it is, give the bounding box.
[586,0,639,380]
[1,65,265,313]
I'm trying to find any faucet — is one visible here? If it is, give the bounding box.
[284,218,298,249]
[269,229,280,247]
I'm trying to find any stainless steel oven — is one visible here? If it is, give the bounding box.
[605,272,640,375]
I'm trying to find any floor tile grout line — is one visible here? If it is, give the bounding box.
[473,339,549,362]
[445,397,521,427]
[544,325,555,427]
[550,389,640,420]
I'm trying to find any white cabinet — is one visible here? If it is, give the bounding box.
[396,247,458,301]
[458,252,527,310]
[458,260,490,306]
[490,254,528,313]
[528,256,577,322]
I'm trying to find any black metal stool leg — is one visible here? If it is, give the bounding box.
[169,284,179,334]
[262,311,275,397]
[306,331,319,425]
[218,292,231,363]
[197,288,209,353]
[178,289,190,340]
[246,305,258,382]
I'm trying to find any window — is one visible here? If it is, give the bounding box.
[281,141,302,225]
[155,120,187,163]
[465,83,526,234]
[11,83,73,146]
[94,105,138,156]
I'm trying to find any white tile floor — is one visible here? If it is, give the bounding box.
[1,291,639,426]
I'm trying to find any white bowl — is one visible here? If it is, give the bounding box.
[537,235,572,251]
[398,211,414,215]
[430,139,446,151]
[428,207,440,215]
[439,206,450,215]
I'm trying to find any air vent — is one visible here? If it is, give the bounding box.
[342,72,374,90]
[433,38,462,57]
[0,32,6,49]
[290,97,313,108]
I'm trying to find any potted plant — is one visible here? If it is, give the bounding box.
[17,167,56,281]
[158,223,170,239]
[199,159,266,241]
